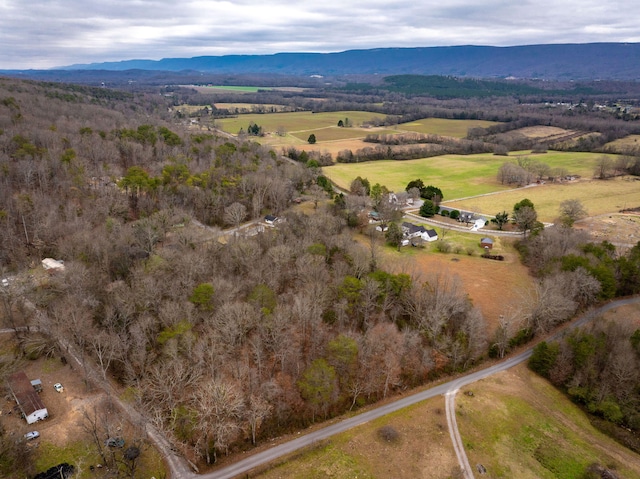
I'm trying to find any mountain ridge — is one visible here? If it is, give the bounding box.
[51,43,640,80]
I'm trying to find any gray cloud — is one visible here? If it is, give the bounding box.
[1,0,639,69]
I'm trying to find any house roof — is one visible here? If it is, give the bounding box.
[264,215,277,222]
[480,237,494,243]
[425,229,438,238]
[7,371,47,416]
[42,258,65,270]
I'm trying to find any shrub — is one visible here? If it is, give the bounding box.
[378,425,400,443]
[436,241,452,253]
[449,209,460,220]
[439,208,449,217]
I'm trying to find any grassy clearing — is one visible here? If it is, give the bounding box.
[323,151,618,200]
[35,439,166,479]
[604,134,640,151]
[35,441,102,478]
[324,153,509,198]
[216,111,386,135]
[396,118,498,138]
[375,234,533,331]
[446,176,640,222]
[457,364,640,479]
[213,102,288,111]
[253,396,458,479]
[198,85,266,93]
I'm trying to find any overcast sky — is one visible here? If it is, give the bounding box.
[1,0,639,69]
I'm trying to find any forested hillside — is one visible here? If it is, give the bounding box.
[0,78,488,466]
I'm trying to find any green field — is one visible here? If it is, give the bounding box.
[394,118,498,138]
[216,110,387,135]
[199,85,267,93]
[323,151,618,200]
[446,176,640,222]
[457,364,640,479]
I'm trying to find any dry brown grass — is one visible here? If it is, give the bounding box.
[379,240,534,333]
[252,396,458,479]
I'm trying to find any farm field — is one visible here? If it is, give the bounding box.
[323,151,614,200]
[396,118,498,137]
[187,85,308,94]
[215,110,386,135]
[253,395,459,479]
[445,176,640,222]
[457,362,640,479]
[604,134,640,152]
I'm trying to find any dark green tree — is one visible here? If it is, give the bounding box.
[307,133,316,144]
[494,211,509,230]
[514,198,535,212]
[385,222,404,250]
[419,200,437,217]
[189,283,215,310]
[297,359,337,421]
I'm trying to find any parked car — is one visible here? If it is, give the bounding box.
[53,383,64,393]
[24,431,40,440]
[104,437,125,448]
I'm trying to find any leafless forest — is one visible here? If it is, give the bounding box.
[1,76,640,471]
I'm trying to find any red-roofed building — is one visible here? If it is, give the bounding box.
[6,371,49,424]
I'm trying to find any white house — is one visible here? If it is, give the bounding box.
[401,222,438,242]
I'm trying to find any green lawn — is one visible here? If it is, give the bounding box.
[216,111,387,135]
[457,365,640,479]
[395,118,498,138]
[323,151,617,200]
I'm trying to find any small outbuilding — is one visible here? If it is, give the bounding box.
[480,237,494,249]
[42,258,65,271]
[264,215,278,225]
[7,371,49,424]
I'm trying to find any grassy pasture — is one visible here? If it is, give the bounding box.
[457,363,640,479]
[445,176,640,222]
[216,111,386,135]
[195,85,266,93]
[289,126,394,142]
[396,118,498,138]
[213,102,290,111]
[604,134,640,152]
[253,396,459,479]
[323,151,616,200]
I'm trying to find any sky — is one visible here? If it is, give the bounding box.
[1,0,639,70]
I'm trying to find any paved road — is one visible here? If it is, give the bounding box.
[205,296,640,479]
[4,297,638,479]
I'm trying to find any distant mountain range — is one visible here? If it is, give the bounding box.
[50,43,640,80]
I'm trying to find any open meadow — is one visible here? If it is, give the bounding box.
[373,234,534,332]
[445,176,640,222]
[457,362,640,479]
[323,151,615,199]
[215,110,387,136]
[251,395,459,479]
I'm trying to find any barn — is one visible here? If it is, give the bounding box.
[480,237,494,250]
[6,371,49,424]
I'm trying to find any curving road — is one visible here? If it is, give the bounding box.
[4,297,639,479]
[204,296,640,479]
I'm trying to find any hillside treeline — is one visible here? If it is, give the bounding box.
[489,228,640,359]
[0,78,487,466]
[530,318,640,452]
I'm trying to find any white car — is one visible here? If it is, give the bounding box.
[53,383,64,393]
[24,431,40,440]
